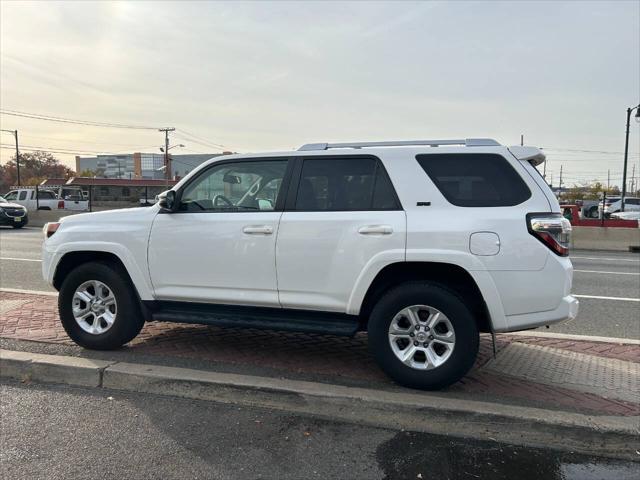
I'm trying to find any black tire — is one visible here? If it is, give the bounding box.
[58,262,144,349]
[367,281,479,390]
[12,223,24,229]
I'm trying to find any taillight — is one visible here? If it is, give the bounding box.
[57,200,65,209]
[527,213,571,256]
[43,222,60,239]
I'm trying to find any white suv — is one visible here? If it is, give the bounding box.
[42,138,578,390]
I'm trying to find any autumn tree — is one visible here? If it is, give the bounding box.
[0,151,75,191]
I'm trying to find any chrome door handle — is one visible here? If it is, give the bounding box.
[358,225,393,235]
[242,225,274,235]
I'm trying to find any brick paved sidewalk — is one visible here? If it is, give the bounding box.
[1,291,638,417]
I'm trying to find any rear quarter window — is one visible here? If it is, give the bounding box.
[416,153,531,207]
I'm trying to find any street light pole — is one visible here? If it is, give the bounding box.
[1,129,20,185]
[621,104,640,212]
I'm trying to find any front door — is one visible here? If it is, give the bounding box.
[148,158,290,307]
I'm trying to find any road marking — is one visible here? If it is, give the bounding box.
[574,269,640,276]
[572,256,640,263]
[0,287,57,297]
[574,294,640,303]
[508,331,640,345]
[0,257,41,262]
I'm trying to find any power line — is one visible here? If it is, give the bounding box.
[0,143,159,156]
[18,133,158,149]
[542,147,640,155]
[0,108,162,130]
[175,129,229,150]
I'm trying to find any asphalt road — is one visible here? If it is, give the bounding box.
[1,380,635,480]
[1,226,638,339]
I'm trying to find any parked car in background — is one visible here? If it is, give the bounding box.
[610,211,640,221]
[42,138,577,390]
[599,196,640,216]
[580,200,600,218]
[0,195,28,228]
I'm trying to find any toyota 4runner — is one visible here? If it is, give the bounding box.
[42,138,578,390]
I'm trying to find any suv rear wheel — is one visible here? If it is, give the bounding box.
[59,262,144,350]
[368,282,479,390]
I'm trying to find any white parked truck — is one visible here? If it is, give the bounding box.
[3,187,88,211]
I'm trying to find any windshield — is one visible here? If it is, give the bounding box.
[0,196,6,203]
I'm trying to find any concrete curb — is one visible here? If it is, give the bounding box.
[1,349,638,460]
[1,349,114,387]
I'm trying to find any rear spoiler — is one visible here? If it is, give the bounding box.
[507,146,546,166]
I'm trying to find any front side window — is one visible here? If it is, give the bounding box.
[294,157,399,211]
[180,160,288,212]
[4,191,17,201]
[416,153,531,207]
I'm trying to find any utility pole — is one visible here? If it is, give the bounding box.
[631,164,636,195]
[520,134,524,146]
[543,158,547,179]
[621,104,640,212]
[607,169,610,191]
[559,165,563,197]
[1,129,20,185]
[159,127,175,188]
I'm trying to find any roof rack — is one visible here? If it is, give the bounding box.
[298,138,500,151]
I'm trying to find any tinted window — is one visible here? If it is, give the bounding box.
[295,157,399,211]
[416,153,531,207]
[181,160,288,212]
[18,191,27,200]
[37,191,56,199]
[4,191,17,201]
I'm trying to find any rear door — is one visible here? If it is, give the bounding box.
[276,155,406,313]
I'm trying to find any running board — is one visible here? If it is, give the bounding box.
[146,301,361,337]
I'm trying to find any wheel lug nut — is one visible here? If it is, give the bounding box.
[425,327,430,331]
[429,335,434,340]
[409,333,415,337]
[424,342,429,347]
[415,325,420,331]
[413,341,418,346]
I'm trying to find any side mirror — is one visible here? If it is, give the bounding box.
[158,190,178,212]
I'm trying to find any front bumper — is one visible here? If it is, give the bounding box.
[497,295,579,332]
[0,212,28,226]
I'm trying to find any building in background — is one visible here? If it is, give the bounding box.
[75,153,220,180]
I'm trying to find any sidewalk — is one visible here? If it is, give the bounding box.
[1,290,638,417]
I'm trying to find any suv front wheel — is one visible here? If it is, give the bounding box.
[368,282,479,390]
[59,262,145,350]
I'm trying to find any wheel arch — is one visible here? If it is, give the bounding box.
[358,262,493,333]
[53,250,153,321]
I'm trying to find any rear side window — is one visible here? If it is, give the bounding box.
[295,157,400,211]
[18,191,27,200]
[416,153,531,207]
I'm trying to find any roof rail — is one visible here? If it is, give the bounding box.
[298,138,500,151]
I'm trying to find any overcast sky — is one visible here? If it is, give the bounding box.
[1,1,639,188]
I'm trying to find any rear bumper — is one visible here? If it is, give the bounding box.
[495,295,579,332]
